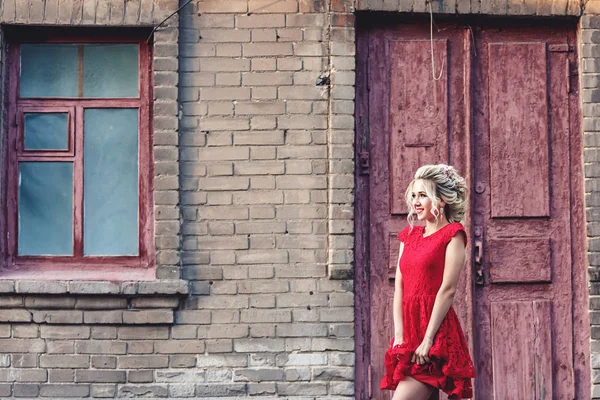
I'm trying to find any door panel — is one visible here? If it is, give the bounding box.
[490,301,553,399]
[390,39,449,215]
[488,43,551,218]
[472,26,576,399]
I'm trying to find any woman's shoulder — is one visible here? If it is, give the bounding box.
[443,222,467,246]
[397,225,420,243]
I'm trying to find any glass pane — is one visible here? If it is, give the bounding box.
[84,109,138,256]
[20,45,78,98]
[84,44,139,98]
[24,113,69,151]
[18,162,73,256]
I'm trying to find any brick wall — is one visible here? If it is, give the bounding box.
[176,0,357,397]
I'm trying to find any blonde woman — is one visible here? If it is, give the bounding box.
[380,165,476,400]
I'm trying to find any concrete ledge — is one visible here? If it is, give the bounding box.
[0,280,188,296]
[0,281,188,324]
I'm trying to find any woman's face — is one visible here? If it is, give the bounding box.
[411,179,435,221]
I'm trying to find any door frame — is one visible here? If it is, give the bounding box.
[354,13,590,399]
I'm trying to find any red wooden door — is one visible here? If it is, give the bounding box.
[471,24,586,399]
[356,17,588,400]
[356,19,471,400]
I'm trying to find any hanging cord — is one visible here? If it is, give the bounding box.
[146,0,194,43]
[428,0,444,81]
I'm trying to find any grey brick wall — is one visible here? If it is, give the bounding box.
[176,0,356,397]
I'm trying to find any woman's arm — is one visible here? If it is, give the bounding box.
[412,233,466,364]
[393,242,405,346]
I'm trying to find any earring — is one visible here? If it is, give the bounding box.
[440,207,445,218]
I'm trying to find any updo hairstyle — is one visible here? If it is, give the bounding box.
[404,164,468,226]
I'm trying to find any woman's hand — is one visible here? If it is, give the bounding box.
[393,335,404,347]
[411,337,433,365]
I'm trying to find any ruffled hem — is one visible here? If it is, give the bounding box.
[380,341,474,399]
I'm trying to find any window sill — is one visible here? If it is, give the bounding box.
[0,279,188,296]
[0,279,188,325]
[0,265,157,281]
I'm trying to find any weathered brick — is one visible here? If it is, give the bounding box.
[198,0,247,13]
[234,338,285,352]
[201,58,250,72]
[13,383,39,397]
[91,356,117,369]
[0,368,47,381]
[76,370,126,383]
[75,297,127,309]
[40,355,90,368]
[196,383,247,397]
[170,355,197,368]
[237,14,285,28]
[155,340,206,354]
[33,310,82,324]
[118,327,170,340]
[128,370,154,383]
[90,384,116,398]
[118,356,169,369]
[76,341,127,355]
[39,384,90,398]
[249,0,298,12]
[243,43,293,57]
[48,369,74,383]
[122,310,173,324]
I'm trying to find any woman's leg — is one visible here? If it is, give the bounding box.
[391,376,435,400]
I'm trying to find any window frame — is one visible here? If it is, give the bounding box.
[2,33,154,270]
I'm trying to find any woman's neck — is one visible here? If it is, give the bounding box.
[424,218,449,235]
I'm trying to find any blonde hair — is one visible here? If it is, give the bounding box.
[404,164,468,226]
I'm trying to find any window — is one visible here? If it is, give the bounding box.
[3,35,153,269]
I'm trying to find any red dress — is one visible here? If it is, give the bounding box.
[380,222,476,399]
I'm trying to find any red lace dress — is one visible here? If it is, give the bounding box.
[380,222,476,399]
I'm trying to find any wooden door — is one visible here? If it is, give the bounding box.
[355,17,589,400]
[356,19,470,400]
[471,24,586,399]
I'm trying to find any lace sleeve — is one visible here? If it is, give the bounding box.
[397,226,410,243]
[444,223,467,246]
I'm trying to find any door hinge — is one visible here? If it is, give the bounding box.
[359,151,370,175]
[567,59,572,94]
[367,364,372,398]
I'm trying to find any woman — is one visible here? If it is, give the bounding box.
[380,164,476,400]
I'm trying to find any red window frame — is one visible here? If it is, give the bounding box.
[1,33,154,271]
